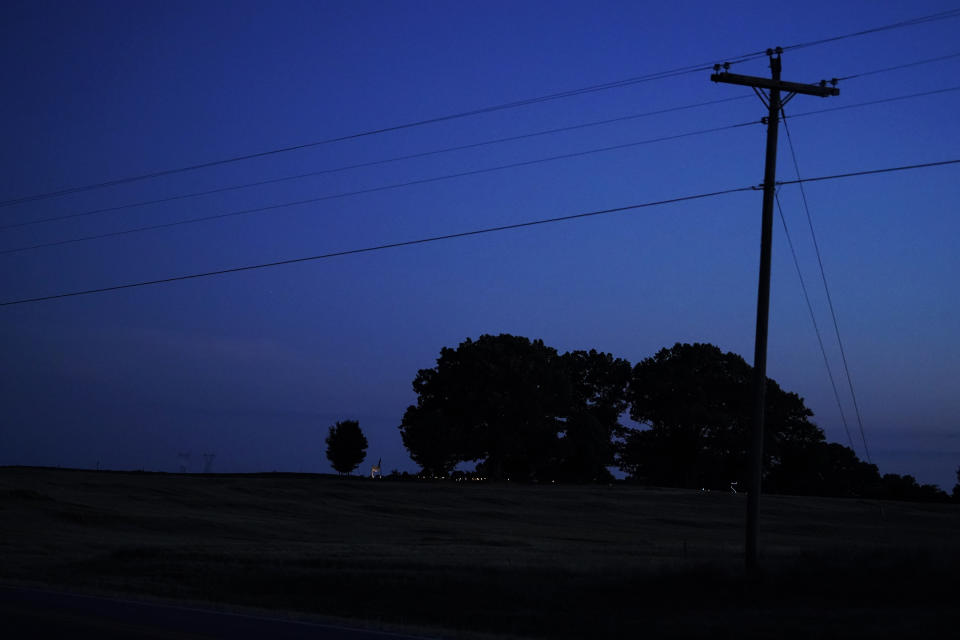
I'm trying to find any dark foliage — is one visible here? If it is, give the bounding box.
[954,466,960,502]
[399,334,630,482]
[619,342,824,490]
[325,420,368,475]
[767,441,882,498]
[400,336,948,500]
[877,473,950,503]
[397,405,460,477]
[550,349,631,482]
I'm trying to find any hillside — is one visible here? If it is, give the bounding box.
[1,467,958,638]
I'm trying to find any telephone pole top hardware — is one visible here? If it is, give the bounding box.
[710,47,838,576]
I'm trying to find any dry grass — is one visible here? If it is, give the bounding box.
[1,467,958,638]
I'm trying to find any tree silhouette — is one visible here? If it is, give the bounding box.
[878,473,949,503]
[326,420,368,475]
[766,441,881,497]
[399,335,629,482]
[398,405,461,477]
[557,349,631,482]
[400,335,565,481]
[620,342,824,490]
[953,467,960,502]
[399,336,948,499]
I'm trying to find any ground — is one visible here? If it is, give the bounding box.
[1,467,957,638]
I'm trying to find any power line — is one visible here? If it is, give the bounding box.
[790,85,960,120]
[2,158,958,307]
[0,95,752,231]
[0,186,755,307]
[837,51,960,81]
[775,158,960,187]
[0,60,757,210]
[780,108,872,464]
[4,7,959,209]
[7,81,957,256]
[774,189,855,451]
[0,121,757,256]
[783,8,960,52]
[10,50,960,233]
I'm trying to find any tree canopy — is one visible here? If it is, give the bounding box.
[619,342,824,490]
[766,441,881,497]
[399,334,629,482]
[398,335,950,500]
[325,420,368,475]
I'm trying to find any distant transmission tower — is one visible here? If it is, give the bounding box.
[177,451,191,473]
[202,453,216,474]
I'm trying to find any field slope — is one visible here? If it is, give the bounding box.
[1,467,958,638]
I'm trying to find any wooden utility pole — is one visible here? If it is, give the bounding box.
[711,48,838,574]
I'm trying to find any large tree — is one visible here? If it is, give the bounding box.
[619,342,825,490]
[399,335,629,482]
[326,420,368,475]
[553,349,632,482]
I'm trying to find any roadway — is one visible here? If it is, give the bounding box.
[0,584,439,639]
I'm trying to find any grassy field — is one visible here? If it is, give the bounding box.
[1,467,958,638]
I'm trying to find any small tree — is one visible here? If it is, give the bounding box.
[953,466,960,502]
[326,420,368,475]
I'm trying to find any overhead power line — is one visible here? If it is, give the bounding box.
[0,60,756,209]
[0,186,755,307]
[2,158,958,308]
[775,158,960,187]
[0,120,757,255]
[0,95,753,231]
[775,190,856,451]
[783,8,960,52]
[3,7,958,209]
[789,85,960,120]
[6,81,957,256]
[836,51,960,81]
[10,50,960,234]
[780,108,872,463]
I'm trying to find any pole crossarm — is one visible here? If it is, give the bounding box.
[711,71,839,97]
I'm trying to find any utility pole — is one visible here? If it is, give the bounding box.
[711,48,838,575]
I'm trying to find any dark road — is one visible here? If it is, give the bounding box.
[0,585,438,639]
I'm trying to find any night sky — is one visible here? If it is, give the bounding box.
[2,1,958,489]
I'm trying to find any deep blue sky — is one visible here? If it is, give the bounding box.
[1,1,958,489]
